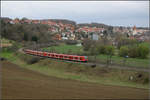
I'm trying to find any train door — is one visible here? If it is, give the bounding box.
[69,56,73,60]
[80,57,84,61]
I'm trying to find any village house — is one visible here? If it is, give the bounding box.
[24,19,32,24]
[53,34,61,40]
[31,20,40,24]
[10,18,20,24]
[92,34,99,40]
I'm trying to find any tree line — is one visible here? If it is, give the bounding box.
[82,38,149,59]
[1,18,54,43]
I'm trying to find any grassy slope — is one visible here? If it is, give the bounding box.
[1,51,149,89]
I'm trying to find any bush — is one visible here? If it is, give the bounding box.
[3,42,20,52]
[116,38,138,49]
[127,44,149,59]
[119,46,129,57]
[82,39,94,51]
[98,45,106,54]
[27,57,40,64]
[20,54,40,64]
[128,45,138,58]
[105,45,115,55]
[66,40,78,45]
[137,44,149,59]
[89,45,99,55]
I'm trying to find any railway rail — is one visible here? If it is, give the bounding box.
[20,48,150,72]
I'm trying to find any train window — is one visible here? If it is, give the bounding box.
[80,57,84,60]
[75,57,78,59]
[64,56,68,59]
[69,56,73,59]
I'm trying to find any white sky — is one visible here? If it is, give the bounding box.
[1,1,149,27]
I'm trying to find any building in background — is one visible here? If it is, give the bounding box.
[92,34,99,40]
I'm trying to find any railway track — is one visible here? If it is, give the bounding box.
[19,48,150,72]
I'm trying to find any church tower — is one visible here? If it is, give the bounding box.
[132,25,137,35]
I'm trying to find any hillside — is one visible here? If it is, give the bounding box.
[50,19,76,25]
[77,22,110,28]
[1,60,149,99]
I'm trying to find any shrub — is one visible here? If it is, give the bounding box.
[5,43,20,52]
[105,45,115,55]
[20,54,40,64]
[82,39,94,51]
[27,57,40,64]
[116,38,138,49]
[127,44,149,59]
[89,45,99,55]
[137,44,149,59]
[128,45,138,58]
[119,46,129,57]
[66,40,78,45]
[143,77,149,84]
[98,45,106,54]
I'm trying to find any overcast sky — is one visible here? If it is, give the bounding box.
[1,1,149,27]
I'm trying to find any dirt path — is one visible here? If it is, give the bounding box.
[1,61,149,99]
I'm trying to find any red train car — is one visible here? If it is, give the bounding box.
[24,49,88,62]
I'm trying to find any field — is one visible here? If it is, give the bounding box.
[1,60,149,99]
[42,44,150,68]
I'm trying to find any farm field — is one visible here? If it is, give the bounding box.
[42,44,150,68]
[1,60,149,99]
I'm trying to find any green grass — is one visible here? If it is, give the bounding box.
[42,43,83,54]
[1,51,17,62]
[95,55,149,68]
[43,44,149,68]
[1,51,149,89]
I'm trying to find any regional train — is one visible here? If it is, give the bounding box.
[23,49,88,62]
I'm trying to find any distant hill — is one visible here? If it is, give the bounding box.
[51,19,76,25]
[77,22,110,28]
[41,19,76,25]
[136,27,149,30]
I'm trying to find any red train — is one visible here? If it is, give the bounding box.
[24,49,88,62]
